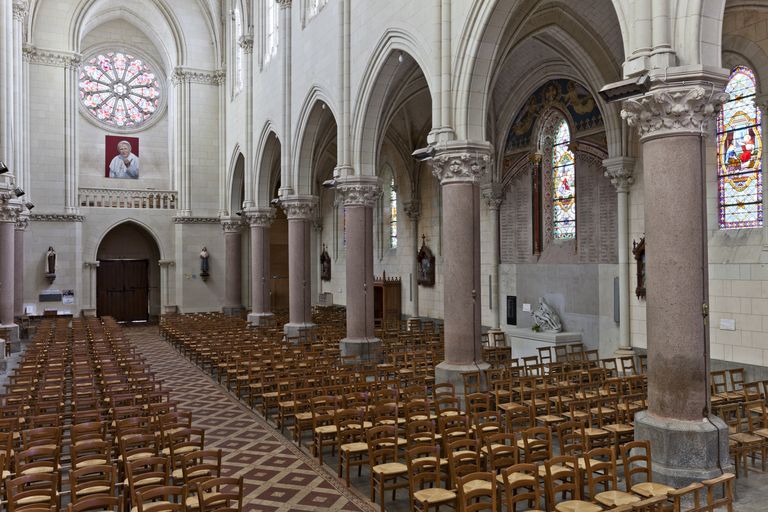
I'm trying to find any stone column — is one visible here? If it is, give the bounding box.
[82,261,99,317]
[64,53,81,214]
[281,196,317,339]
[604,157,635,354]
[403,200,421,318]
[431,141,492,396]
[158,260,176,314]
[336,177,381,360]
[482,184,503,332]
[0,191,18,341]
[622,82,732,486]
[246,208,276,326]
[14,212,27,317]
[221,217,244,316]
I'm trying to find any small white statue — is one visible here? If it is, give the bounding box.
[531,297,563,333]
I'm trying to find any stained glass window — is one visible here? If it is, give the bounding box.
[390,177,398,249]
[552,118,576,238]
[265,0,279,64]
[717,66,763,229]
[79,51,161,129]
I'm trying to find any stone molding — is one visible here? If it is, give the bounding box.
[13,0,28,21]
[603,157,636,193]
[238,35,254,54]
[431,140,493,184]
[335,178,381,207]
[29,213,84,222]
[0,193,17,222]
[171,67,225,86]
[481,184,504,211]
[83,261,100,269]
[621,85,729,139]
[403,200,421,221]
[23,45,81,68]
[172,216,219,224]
[220,217,243,233]
[277,0,292,8]
[245,208,276,227]
[158,260,175,267]
[280,196,317,220]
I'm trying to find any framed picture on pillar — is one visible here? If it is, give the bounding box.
[320,245,331,281]
[105,135,140,179]
[417,235,435,287]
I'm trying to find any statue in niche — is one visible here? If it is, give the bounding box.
[417,235,435,287]
[45,246,56,275]
[320,245,331,281]
[531,297,563,333]
[199,247,210,280]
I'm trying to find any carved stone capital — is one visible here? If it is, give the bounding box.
[246,208,276,227]
[23,46,81,68]
[277,0,292,9]
[238,35,254,54]
[403,200,421,221]
[603,157,636,193]
[171,67,225,85]
[280,196,317,220]
[158,260,175,268]
[14,214,28,231]
[481,184,504,211]
[335,177,381,207]
[30,213,85,222]
[220,216,243,233]
[13,0,28,21]
[621,84,729,140]
[84,261,100,269]
[173,216,219,224]
[431,140,493,184]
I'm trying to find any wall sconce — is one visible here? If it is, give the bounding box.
[0,162,8,174]
[14,186,25,198]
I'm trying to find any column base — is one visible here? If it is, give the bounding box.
[162,305,178,315]
[634,410,733,488]
[0,324,19,343]
[614,347,635,356]
[247,312,275,327]
[284,322,317,343]
[435,361,491,400]
[340,337,381,362]
[222,306,244,316]
[81,308,97,318]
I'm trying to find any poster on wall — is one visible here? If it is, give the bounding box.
[104,135,140,179]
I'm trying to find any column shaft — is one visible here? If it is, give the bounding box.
[617,189,631,350]
[247,208,276,326]
[222,220,243,315]
[288,218,312,329]
[0,221,15,327]
[14,220,25,316]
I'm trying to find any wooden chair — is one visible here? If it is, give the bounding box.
[583,447,639,508]
[543,455,602,512]
[517,426,551,465]
[367,425,409,512]
[125,456,171,512]
[178,449,222,507]
[71,440,113,471]
[611,495,667,512]
[196,476,244,512]
[6,473,59,512]
[447,438,483,490]
[456,471,496,512]
[620,441,674,498]
[336,408,368,487]
[406,445,457,512]
[483,433,518,476]
[69,464,117,504]
[134,485,186,512]
[701,473,735,512]
[68,495,123,512]
[667,481,705,512]
[500,463,543,512]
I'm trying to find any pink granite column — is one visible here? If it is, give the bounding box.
[246,208,276,326]
[281,196,317,339]
[221,217,243,316]
[622,81,732,486]
[14,213,27,317]
[336,177,381,359]
[431,141,492,397]
[0,194,17,337]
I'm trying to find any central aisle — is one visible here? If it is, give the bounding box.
[126,325,374,512]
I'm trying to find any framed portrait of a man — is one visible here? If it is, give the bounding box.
[105,135,140,179]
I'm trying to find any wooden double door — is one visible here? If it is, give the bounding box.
[97,259,149,322]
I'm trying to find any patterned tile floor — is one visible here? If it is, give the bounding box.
[127,325,375,512]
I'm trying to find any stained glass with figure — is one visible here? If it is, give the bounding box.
[79,51,161,128]
[390,178,398,249]
[552,119,575,238]
[717,66,763,229]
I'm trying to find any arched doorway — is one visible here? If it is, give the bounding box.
[96,222,161,321]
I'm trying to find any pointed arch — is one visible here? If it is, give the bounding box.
[93,218,165,261]
[292,86,339,195]
[352,29,436,176]
[253,122,282,206]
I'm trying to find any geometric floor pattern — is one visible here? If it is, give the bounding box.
[126,325,375,512]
